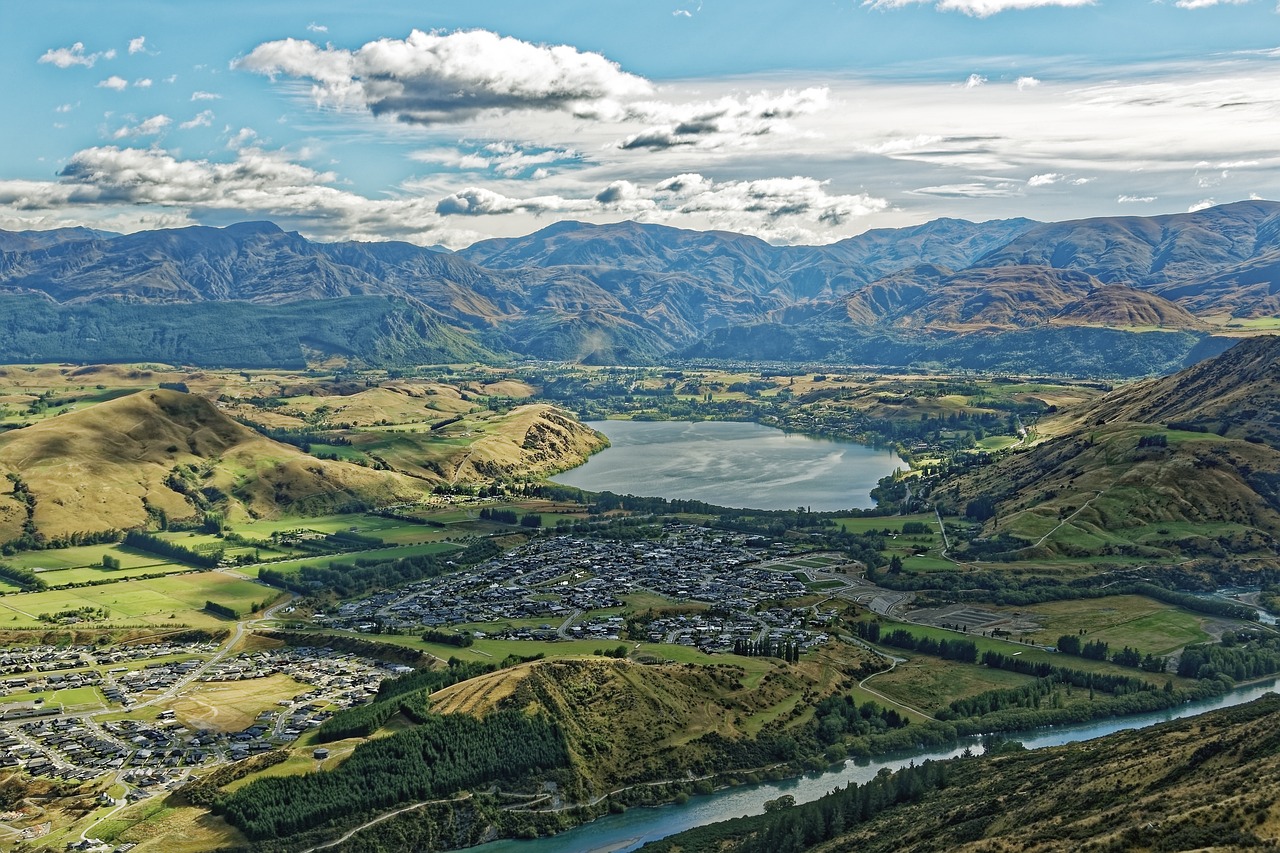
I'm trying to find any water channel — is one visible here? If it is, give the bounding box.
[552,420,905,512]
[471,679,1279,853]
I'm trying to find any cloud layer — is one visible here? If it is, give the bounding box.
[235,29,652,124]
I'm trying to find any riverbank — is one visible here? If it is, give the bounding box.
[466,677,1280,853]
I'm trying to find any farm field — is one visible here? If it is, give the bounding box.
[864,657,1036,716]
[242,540,462,578]
[0,571,276,629]
[990,595,1214,654]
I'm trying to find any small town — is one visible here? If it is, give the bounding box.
[0,645,398,790]
[331,527,845,654]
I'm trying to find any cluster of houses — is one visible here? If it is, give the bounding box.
[331,526,836,652]
[641,606,834,654]
[0,645,397,783]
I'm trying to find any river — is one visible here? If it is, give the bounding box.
[552,420,905,512]
[470,679,1279,853]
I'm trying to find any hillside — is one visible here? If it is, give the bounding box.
[1,201,1277,372]
[936,336,1280,563]
[0,389,428,540]
[431,654,877,793]
[1066,333,1280,444]
[648,694,1280,853]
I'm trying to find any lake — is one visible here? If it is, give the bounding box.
[552,420,905,511]
[470,679,1280,853]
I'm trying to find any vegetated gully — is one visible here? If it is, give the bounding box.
[469,678,1280,853]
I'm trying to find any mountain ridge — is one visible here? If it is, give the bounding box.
[0,201,1277,373]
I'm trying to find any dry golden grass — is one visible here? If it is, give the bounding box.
[0,388,430,537]
[430,667,523,715]
[169,674,309,733]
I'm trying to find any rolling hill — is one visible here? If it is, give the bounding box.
[933,335,1280,564]
[0,389,429,541]
[0,387,606,542]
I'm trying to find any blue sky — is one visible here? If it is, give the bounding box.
[3,0,1278,247]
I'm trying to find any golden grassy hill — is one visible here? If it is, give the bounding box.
[0,389,428,540]
[1048,284,1207,331]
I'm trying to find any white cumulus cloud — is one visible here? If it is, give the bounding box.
[618,87,829,151]
[97,76,128,91]
[40,42,111,69]
[1117,194,1157,203]
[112,114,172,139]
[435,172,887,241]
[235,29,653,124]
[1027,173,1062,187]
[180,110,215,130]
[128,36,147,55]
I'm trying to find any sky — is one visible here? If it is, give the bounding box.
[2,0,1279,248]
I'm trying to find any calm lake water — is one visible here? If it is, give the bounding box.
[552,420,905,511]
[471,680,1280,853]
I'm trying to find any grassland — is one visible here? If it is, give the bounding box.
[988,595,1213,653]
[864,658,1035,716]
[0,571,273,629]
[170,674,310,733]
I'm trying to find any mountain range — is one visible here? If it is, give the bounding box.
[2,200,1278,375]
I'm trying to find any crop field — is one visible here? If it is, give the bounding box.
[990,595,1214,654]
[0,572,273,627]
[242,541,461,578]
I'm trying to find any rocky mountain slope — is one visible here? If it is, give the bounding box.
[0,200,1277,372]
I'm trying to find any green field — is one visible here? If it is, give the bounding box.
[14,543,174,572]
[901,555,956,572]
[242,541,462,577]
[835,513,935,534]
[0,571,275,628]
[992,595,1215,655]
[866,658,1035,716]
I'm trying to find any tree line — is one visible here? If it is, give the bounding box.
[124,530,220,568]
[218,709,569,841]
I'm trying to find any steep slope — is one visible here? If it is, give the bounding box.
[462,217,1040,302]
[430,654,877,794]
[1156,249,1280,320]
[978,199,1280,290]
[937,336,1280,562]
[0,226,115,253]
[651,694,1280,853]
[1063,334,1280,444]
[815,694,1280,852]
[0,202,1276,372]
[1048,283,1207,330]
[0,389,427,540]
